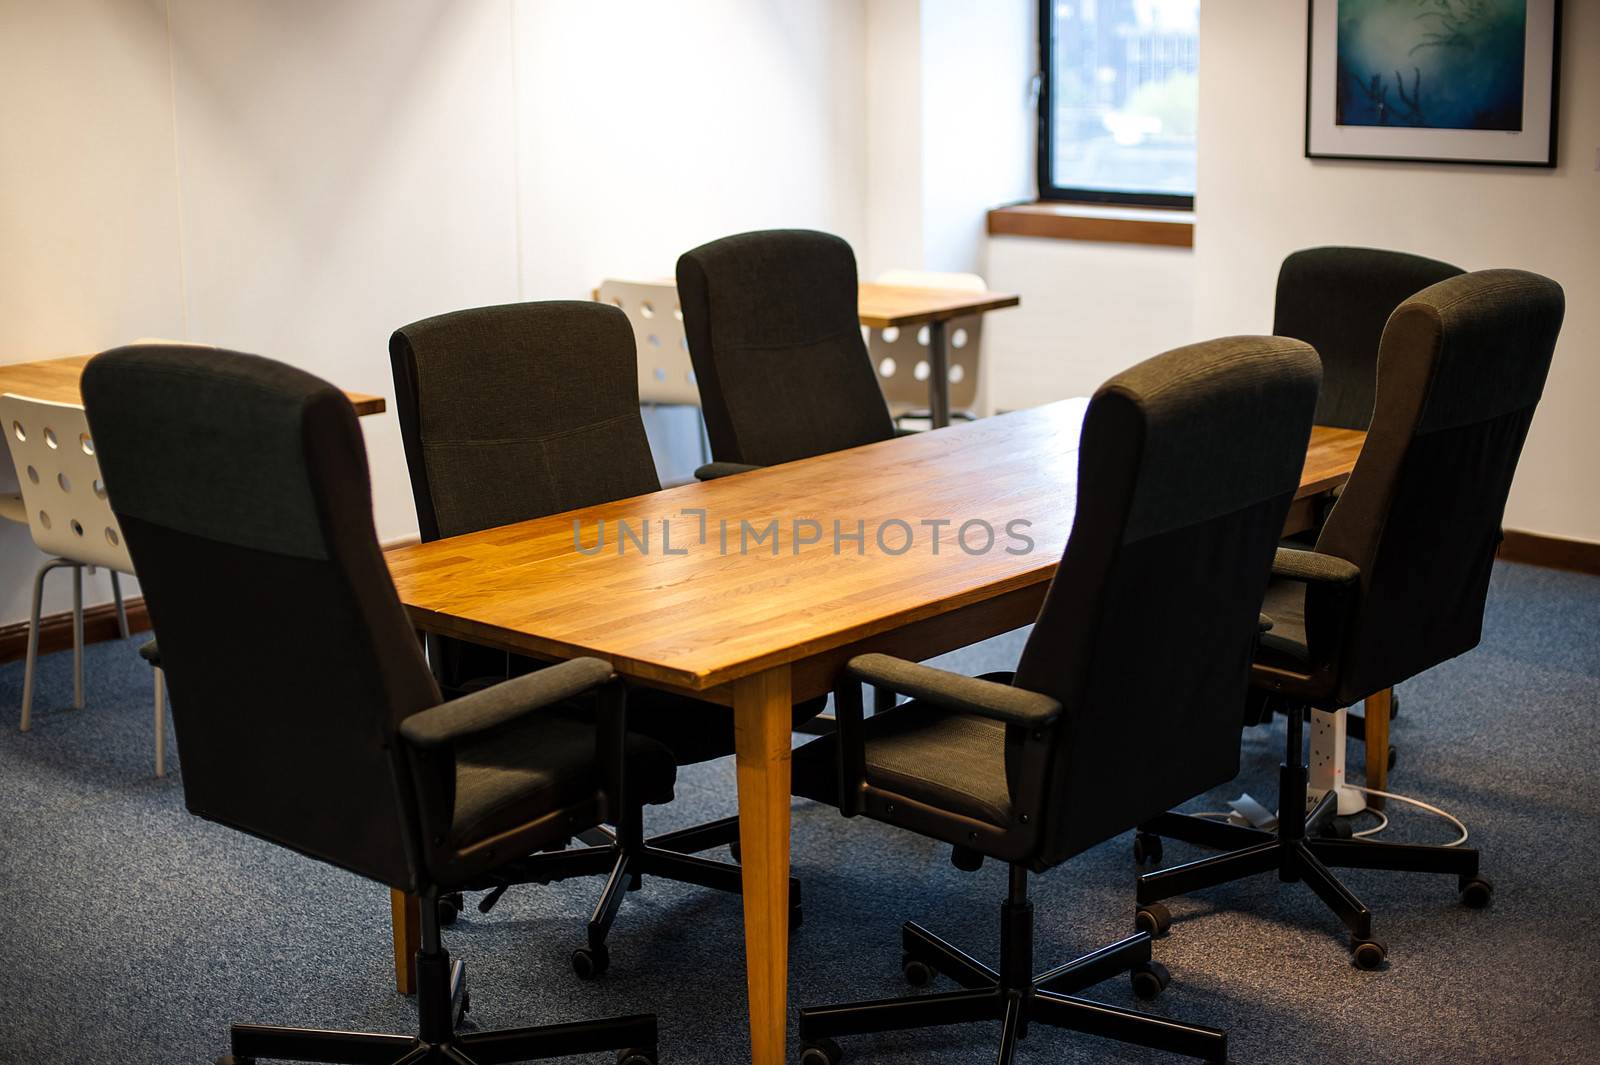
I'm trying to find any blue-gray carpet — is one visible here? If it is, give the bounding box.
[1,561,1596,1064]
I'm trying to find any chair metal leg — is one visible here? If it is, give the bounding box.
[1031,989,1227,1062]
[1141,810,1274,852]
[1295,841,1373,940]
[153,666,167,778]
[20,558,72,732]
[903,920,999,990]
[1307,836,1480,877]
[456,1014,657,1065]
[229,1023,417,1064]
[648,813,740,854]
[995,992,1024,1065]
[799,987,1002,1040]
[110,570,130,639]
[587,850,633,949]
[1033,932,1151,997]
[71,564,84,709]
[1137,839,1279,905]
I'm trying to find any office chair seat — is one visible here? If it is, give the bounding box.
[793,699,1012,828]
[453,715,677,845]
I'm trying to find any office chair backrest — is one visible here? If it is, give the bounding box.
[677,229,895,466]
[868,269,985,416]
[0,394,134,573]
[1015,337,1321,865]
[1274,246,1464,430]
[595,279,700,407]
[1312,269,1563,705]
[82,346,439,891]
[390,301,661,694]
[390,300,661,542]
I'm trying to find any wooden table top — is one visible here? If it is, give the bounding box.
[387,401,1361,694]
[855,283,1021,329]
[0,353,387,417]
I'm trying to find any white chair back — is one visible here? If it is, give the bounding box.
[596,278,701,407]
[868,269,986,416]
[1,394,134,573]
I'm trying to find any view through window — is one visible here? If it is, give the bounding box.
[1042,0,1200,206]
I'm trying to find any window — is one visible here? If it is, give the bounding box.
[1038,0,1199,208]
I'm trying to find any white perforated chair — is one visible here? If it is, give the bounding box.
[595,278,710,464]
[868,269,987,424]
[1,393,167,775]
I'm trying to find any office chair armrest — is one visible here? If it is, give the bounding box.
[693,461,763,481]
[1259,614,1273,632]
[1271,546,1360,586]
[843,653,1062,727]
[892,426,920,437]
[399,657,615,750]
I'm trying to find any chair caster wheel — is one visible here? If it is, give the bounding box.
[1459,875,1493,909]
[800,1037,842,1065]
[790,904,805,932]
[729,840,741,863]
[1319,817,1354,840]
[1135,902,1172,937]
[571,943,610,980]
[902,953,935,987]
[1350,936,1387,970]
[1133,831,1163,865]
[617,1047,658,1065]
[438,891,464,926]
[950,845,984,872]
[1387,745,1397,771]
[1130,959,1171,1000]
[455,991,471,1027]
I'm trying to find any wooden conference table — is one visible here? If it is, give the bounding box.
[0,352,387,416]
[385,400,1365,1063]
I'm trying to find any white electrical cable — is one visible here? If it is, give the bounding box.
[1350,785,1469,847]
[1350,807,1389,838]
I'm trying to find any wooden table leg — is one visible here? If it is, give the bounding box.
[733,666,793,1065]
[1364,687,1392,810]
[391,888,420,995]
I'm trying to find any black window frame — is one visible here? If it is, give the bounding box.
[1035,0,1197,210]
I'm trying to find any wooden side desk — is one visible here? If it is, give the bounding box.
[856,283,1020,429]
[0,353,387,417]
[385,403,1362,1063]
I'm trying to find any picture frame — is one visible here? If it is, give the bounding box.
[1305,0,1561,167]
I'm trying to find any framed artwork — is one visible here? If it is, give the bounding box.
[1305,0,1562,166]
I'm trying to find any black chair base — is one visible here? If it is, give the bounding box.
[220,904,658,1065]
[1134,707,1490,969]
[465,812,802,978]
[798,870,1226,1065]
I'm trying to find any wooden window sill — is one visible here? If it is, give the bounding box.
[987,202,1194,248]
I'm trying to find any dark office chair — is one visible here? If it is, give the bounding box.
[1275,246,1464,432]
[1136,269,1564,969]
[676,229,897,481]
[1270,247,1465,750]
[390,300,820,977]
[81,345,661,1065]
[789,335,1323,1064]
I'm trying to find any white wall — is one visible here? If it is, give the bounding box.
[1195,1,1600,542]
[0,0,871,626]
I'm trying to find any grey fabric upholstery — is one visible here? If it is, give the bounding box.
[1274,247,1464,430]
[842,654,1060,726]
[390,301,661,541]
[677,230,896,467]
[1264,269,1565,707]
[389,300,824,763]
[401,658,615,748]
[797,336,1322,870]
[82,345,663,894]
[450,710,675,847]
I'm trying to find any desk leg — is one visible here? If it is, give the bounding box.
[927,319,950,429]
[1364,687,1392,810]
[734,666,793,1065]
[391,888,420,995]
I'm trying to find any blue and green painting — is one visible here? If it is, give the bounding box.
[1336,0,1526,130]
